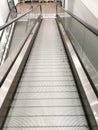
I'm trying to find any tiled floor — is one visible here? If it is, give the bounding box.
[17,2,57,14]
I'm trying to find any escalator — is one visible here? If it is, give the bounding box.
[0,3,98,130]
[2,18,90,130]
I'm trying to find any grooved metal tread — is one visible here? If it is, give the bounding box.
[3,19,89,130]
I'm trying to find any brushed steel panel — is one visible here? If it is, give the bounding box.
[19,81,75,87]
[21,76,73,82]
[27,57,67,60]
[23,68,69,73]
[8,107,84,116]
[26,62,69,66]
[12,99,81,107]
[17,86,77,92]
[25,64,70,69]
[28,55,66,58]
[22,72,73,77]
[24,65,70,70]
[25,62,68,66]
[23,71,72,77]
[26,59,68,63]
[4,116,88,127]
[2,127,90,130]
[30,50,65,53]
[14,92,79,99]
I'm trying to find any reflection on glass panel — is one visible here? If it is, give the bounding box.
[8,0,15,10]
[0,4,41,84]
[0,5,41,86]
[8,0,17,18]
[0,17,3,38]
[57,4,98,94]
[65,0,98,30]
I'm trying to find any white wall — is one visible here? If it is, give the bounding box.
[81,0,98,19]
[65,0,68,10]
[64,0,98,29]
[0,14,3,25]
[0,0,10,24]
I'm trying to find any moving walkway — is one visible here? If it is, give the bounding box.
[0,3,98,130]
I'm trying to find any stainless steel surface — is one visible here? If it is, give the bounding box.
[56,4,98,36]
[56,17,98,129]
[3,19,89,130]
[0,17,41,128]
[2,128,90,130]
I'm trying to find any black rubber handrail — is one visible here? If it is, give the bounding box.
[0,5,41,31]
[56,4,98,36]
